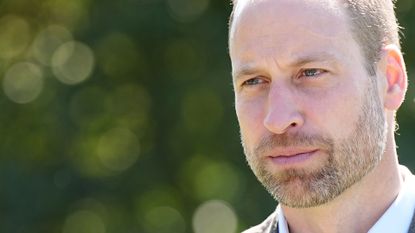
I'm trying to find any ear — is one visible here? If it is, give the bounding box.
[381,44,408,111]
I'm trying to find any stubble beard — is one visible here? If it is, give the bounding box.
[242,80,387,208]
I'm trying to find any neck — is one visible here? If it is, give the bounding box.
[282,133,403,233]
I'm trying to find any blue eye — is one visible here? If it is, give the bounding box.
[300,69,325,78]
[243,78,265,86]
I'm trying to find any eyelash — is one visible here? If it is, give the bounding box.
[298,68,326,78]
[243,78,266,86]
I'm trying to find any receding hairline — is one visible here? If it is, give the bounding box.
[228,0,402,76]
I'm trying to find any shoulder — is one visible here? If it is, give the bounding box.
[242,210,278,233]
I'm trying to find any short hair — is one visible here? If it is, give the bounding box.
[228,0,402,76]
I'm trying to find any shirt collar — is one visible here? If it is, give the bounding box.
[277,166,415,233]
[368,166,415,233]
[277,205,290,233]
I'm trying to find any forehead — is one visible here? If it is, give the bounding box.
[229,0,359,70]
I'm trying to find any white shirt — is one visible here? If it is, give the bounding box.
[277,166,415,233]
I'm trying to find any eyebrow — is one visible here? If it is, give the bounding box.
[289,52,340,67]
[232,51,340,81]
[232,65,263,82]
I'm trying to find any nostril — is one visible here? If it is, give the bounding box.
[291,122,297,127]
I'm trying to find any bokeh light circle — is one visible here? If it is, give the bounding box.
[192,200,238,233]
[62,210,106,233]
[3,62,44,104]
[51,41,95,85]
[193,161,240,201]
[144,206,186,233]
[0,15,31,59]
[32,25,73,66]
[97,127,140,172]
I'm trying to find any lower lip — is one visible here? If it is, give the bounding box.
[269,150,318,165]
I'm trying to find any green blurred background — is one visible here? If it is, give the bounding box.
[0,0,413,232]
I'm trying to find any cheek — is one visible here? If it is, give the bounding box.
[235,98,266,143]
[304,83,362,139]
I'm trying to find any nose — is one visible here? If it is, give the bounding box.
[263,84,304,134]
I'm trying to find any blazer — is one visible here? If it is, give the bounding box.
[242,208,415,233]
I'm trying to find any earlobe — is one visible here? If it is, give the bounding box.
[382,44,407,111]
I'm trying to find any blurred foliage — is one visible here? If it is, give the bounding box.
[0,0,413,232]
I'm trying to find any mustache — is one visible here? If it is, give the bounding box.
[252,132,334,155]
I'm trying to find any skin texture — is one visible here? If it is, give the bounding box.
[229,0,408,232]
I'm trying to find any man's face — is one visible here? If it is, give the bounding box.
[229,0,387,208]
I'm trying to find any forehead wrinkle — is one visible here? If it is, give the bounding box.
[232,62,265,81]
[233,49,342,79]
[283,51,342,69]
